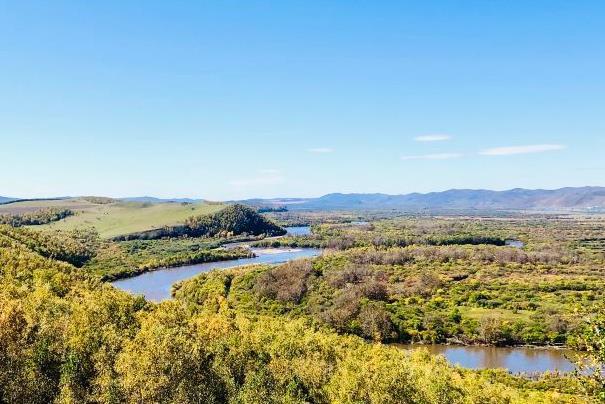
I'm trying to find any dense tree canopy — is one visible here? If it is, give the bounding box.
[115,204,286,241]
[0,208,73,227]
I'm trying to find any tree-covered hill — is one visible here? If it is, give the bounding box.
[116,204,286,240]
[0,198,226,239]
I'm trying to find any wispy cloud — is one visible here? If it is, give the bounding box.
[480,144,566,156]
[414,134,451,142]
[229,170,285,188]
[400,153,462,161]
[307,147,333,154]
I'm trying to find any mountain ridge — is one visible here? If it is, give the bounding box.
[3,186,605,211]
[239,186,605,211]
[0,196,18,204]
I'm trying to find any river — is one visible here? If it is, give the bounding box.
[285,226,312,236]
[398,344,578,374]
[111,226,573,374]
[111,227,320,301]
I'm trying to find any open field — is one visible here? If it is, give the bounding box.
[0,198,226,238]
[0,198,101,214]
[39,200,225,238]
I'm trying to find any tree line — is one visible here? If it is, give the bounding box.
[0,208,73,227]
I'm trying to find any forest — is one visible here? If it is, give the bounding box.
[0,205,604,402]
[242,216,604,347]
[113,204,286,241]
[0,208,73,227]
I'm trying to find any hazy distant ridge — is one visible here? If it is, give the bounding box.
[0,196,18,204]
[245,186,605,211]
[4,186,605,211]
[120,196,202,204]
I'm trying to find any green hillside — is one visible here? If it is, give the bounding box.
[116,204,286,240]
[0,198,102,215]
[0,198,226,239]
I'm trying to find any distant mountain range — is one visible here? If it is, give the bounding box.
[0,196,17,204]
[239,187,605,211]
[3,187,605,212]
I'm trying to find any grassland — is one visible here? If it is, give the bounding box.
[0,198,226,238]
[0,198,101,214]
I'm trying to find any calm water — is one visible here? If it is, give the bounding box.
[399,344,577,373]
[112,246,321,301]
[286,226,312,236]
[505,239,525,248]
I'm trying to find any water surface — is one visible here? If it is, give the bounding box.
[286,226,312,236]
[399,344,577,373]
[505,239,525,248]
[112,247,320,301]
[350,221,370,226]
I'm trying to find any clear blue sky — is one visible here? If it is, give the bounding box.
[1,1,604,200]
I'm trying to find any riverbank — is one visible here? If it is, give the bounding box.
[111,247,322,301]
[100,247,254,282]
[90,225,309,283]
[396,343,579,374]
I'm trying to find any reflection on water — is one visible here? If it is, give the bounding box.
[398,344,577,373]
[111,247,321,302]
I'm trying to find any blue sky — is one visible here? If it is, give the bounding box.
[1,1,604,200]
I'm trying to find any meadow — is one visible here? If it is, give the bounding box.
[0,198,226,238]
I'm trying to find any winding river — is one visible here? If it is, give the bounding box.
[111,227,321,301]
[111,246,320,301]
[111,226,575,374]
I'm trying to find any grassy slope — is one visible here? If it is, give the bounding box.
[2,198,226,238]
[0,198,100,214]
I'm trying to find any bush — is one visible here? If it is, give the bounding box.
[254,260,314,304]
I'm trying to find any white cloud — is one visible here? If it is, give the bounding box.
[229,170,285,188]
[400,153,462,161]
[414,134,451,142]
[307,147,333,153]
[480,144,566,156]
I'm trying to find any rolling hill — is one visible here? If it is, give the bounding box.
[114,204,286,240]
[0,198,226,238]
[120,196,203,204]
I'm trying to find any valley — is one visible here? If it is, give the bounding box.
[1,195,604,402]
